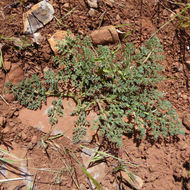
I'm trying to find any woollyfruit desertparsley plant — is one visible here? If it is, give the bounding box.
[6,32,184,146]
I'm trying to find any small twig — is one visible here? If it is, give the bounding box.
[142,51,152,64]
[149,4,190,40]
[0,177,25,183]
[96,99,107,120]
[98,11,106,29]
[0,94,9,105]
[61,6,77,20]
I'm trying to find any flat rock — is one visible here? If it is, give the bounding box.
[182,114,190,130]
[48,30,75,53]
[4,64,24,102]
[121,171,144,190]
[0,143,33,189]
[81,150,106,189]
[5,64,24,85]
[19,97,97,143]
[90,25,119,45]
[87,163,106,188]
[19,97,77,139]
[23,0,54,34]
[81,147,97,167]
[33,32,44,44]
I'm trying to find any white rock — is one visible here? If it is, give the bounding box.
[81,147,106,189]
[88,8,96,17]
[121,171,144,189]
[23,0,54,34]
[87,0,98,9]
[33,32,44,44]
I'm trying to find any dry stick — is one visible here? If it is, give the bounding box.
[166,0,188,7]
[98,11,106,29]
[0,94,9,105]
[142,51,152,64]
[0,178,25,183]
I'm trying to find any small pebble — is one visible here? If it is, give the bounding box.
[116,14,120,20]
[14,111,19,116]
[21,131,27,140]
[88,8,95,17]
[31,135,38,144]
[0,116,4,126]
[33,32,44,44]
[181,94,188,100]
[27,142,35,150]
[9,121,15,127]
[63,3,69,8]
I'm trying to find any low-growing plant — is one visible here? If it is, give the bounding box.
[6,32,184,146]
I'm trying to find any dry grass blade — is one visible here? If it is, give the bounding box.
[80,145,138,167]
[0,94,9,105]
[61,7,77,20]
[0,177,26,183]
[98,11,106,29]
[0,147,21,161]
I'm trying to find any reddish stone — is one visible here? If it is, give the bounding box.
[48,30,75,53]
[90,25,119,45]
[4,64,24,102]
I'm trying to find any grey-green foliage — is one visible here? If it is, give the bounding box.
[48,99,64,125]
[6,33,184,146]
[6,75,46,110]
